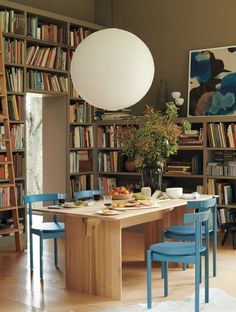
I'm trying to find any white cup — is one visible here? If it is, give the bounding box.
[175,98,184,106]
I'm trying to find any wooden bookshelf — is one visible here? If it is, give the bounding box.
[0,0,104,246]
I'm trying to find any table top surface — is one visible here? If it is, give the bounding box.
[32,195,213,221]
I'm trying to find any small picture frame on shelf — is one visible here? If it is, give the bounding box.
[188,45,236,116]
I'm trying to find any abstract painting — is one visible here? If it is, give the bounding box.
[188,46,236,116]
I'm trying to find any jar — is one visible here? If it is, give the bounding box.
[141,187,152,198]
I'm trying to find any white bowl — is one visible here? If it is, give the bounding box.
[165,187,183,199]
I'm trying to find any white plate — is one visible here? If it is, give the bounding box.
[97,210,121,215]
[111,204,160,211]
[62,202,83,208]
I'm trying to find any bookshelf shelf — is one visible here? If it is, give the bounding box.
[7,91,24,96]
[26,65,68,74]
[207,147,236,151]
[3,33,25,40]
[26,38,68,49]
[70,147,93,151]
[5,63,24,68]
[25,89,68,95]
[98,147,122,151]
[70,122,93,126]
[178,146,204,150]
[98,171,142,176]
[70,172,93,176]
[207,175,236,180]
[163,173,203,179]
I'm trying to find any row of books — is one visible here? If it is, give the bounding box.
[207,162,236,177]
[70,126,94,148]
[69,27,92,47]
[0,124,24,150]
[10,124,24,150]
[98,177,117,192]
[98,151,122,172]
[26,70,68,93]
[208,178,234,205]
[13,153,24,178]
[69,151,91,174]
[0,9,25,34]
[207,122,236,148]
[16,182,24,206]
[7,95,24,121]
[69,175,94,198]
[0,187,10,207]
[70,78,79,98]
[178,129,203,146]
[97,126,122,148]
[0,153,24,179]
[5,68,23,92]
[0,155,8,179]
[217,209,236,228]
[27,17,67,44]
[165,155,202,175]
[3,38,24,64]
[26,46,67,71]
[69,102,93,123]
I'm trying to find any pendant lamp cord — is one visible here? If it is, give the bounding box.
[111,0,114,27]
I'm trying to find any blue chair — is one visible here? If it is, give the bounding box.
[162,197,217,277]
[147,209,210,312]
[24,194,65,279]
[74,189,104,200]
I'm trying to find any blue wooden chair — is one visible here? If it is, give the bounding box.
[74,189,104,200]
[147,209,210,311]
[162,197,217,277]
[24,194,65,279]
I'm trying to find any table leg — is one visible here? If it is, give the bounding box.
[65,216,122,299]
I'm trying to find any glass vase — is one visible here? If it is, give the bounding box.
[142,166,162,193]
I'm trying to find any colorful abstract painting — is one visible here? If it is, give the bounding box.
[188,46,236,116]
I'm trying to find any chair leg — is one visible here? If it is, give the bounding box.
[182,262,186,270]
[54,238,58,266]
[233,232,236,250]
[39,236,43,280]
[147,250,152,309]
[221,228,229,246]
[205,254,209,303]
[199,256,202,284]
[161,232,165,279]
[163,261,168,297]
[213,226,217,277]
[195,257,200,312]
[29,231,33,271]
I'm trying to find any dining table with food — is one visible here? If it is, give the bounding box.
[33,187,212,300]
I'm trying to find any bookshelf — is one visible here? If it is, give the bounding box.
[0,0,104,247]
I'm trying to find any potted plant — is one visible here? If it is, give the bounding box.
[114,102,182,190]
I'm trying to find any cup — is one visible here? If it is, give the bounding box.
[93,191,101,201]
[58,193,66,205]
[103,195,112,213]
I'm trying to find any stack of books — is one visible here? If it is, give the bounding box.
[101,109,132,120]
[178,129,203,146]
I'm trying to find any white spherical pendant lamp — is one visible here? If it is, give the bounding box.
[70,28,155,111]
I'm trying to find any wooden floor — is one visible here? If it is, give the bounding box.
[0,228,236,311]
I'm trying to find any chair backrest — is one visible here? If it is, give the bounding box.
[184,209,210,255]
[74,189,104,200]
[24,193,60,228]
[187,197,217,211]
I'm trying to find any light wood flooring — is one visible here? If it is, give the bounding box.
[0,226,235,311]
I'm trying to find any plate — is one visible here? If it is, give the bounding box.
[97,210,121,215]
[62,202,83,208]
[111,204,161,211]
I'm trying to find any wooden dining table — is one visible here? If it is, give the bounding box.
[33,195,212,299]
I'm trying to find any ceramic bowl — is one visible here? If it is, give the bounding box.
[165,187,183,199]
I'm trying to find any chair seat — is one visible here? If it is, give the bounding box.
[165,224,212,235]
[32,222,64,232]
[150,242,206,256]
